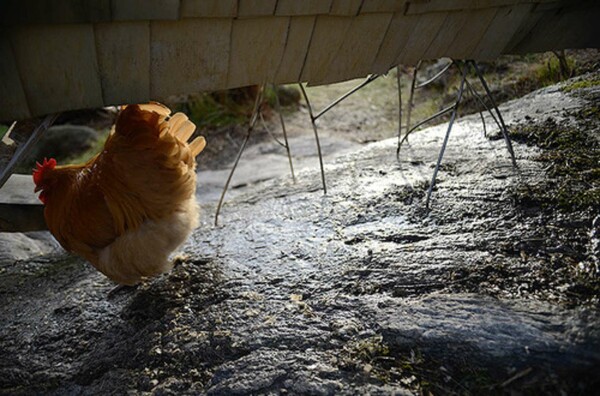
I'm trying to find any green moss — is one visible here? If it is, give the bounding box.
[562,79,600,92]
[510,114,600,212]
[176,92,248,129]
[578,106,600,119]
[173,86,285,130]
[0,124,9,139]
[534,55,576,86]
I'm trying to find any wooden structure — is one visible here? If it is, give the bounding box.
[1,0,599,122]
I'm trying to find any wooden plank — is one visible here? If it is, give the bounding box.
[360,0,407,14]
[0,0,111,25]
[95,22,150,106]
[472,4,533,59]
[443,7,498,59]
[10,24,104,117]
[150,19,232,99]
[509,3,600,54]
[227,17,289,88]
[0,32,31,121]
[275,0,333,16]
[317,13,393,84]
[274,16,316,84]
[372,12,418,73]
[300,16,353,83]
[181,0,237,18]
[502,6,545,53]
[330,0,363,16]
[422,11,470,60]
[111,0,180,21]
[237,0,277,17]
[406,0,558,14]
[396,11,448,65]
[529,0,569,12]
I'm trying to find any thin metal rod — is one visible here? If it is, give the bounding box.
[426,61,468,209]
[0,114,59,189]
[215,86,264,226]
[397,104,455,154]
[273,84,295,182]
[314,74,379,121]
[299,83,327,194]
[259,111,285,147]
[478,103,487,138]
[464,79,488,137]
[469,60,518,168]
[416,60,453,89]
[464,77,501,134]
[396,66,403,156]
[404,60,422,145]
[296,74,382,194]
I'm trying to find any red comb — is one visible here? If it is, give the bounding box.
[33,157,57,185]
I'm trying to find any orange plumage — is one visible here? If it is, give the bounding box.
[33,103,206,285]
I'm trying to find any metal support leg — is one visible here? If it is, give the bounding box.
[215,86,265,226]
[297,74,380,194]
[396,66,403,153]
[426,62,469,209]
[464,78,501,135]
[398,61,422,158]
[469,60,518,168]
[398,104,455,150]
[299,83,327,194]
[273,84,296,182]
[0,114,59,189]
[393,59,517,209]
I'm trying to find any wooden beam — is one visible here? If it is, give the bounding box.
[150,19,232,99]
[10,24,104,116]
[274,16,316,84]
[0,32,30,121]
[316,13,393,84]
[396,11,448,65]
[95,22,151,106]
[276,0,333,16]
[180,0,237,18]
[227,17,289,88]
[237,0,277,17]
[111,0,180,21]
[301,16,353,83]
[372,12,419,74]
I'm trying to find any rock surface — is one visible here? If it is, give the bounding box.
[22,124,99,168]
[0,76,598,394]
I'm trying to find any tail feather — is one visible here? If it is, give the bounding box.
[169,113,196,142]
[115,102,205,157]
[138,102,170,118]
[188,136,206,157]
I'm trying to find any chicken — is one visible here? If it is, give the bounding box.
[32,103,206,285]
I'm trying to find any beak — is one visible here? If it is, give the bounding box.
[34,185,41,193]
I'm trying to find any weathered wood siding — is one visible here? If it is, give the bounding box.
[0,0,598,121]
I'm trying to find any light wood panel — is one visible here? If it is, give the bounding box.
[317,13,393,84]
[274,16,317,84]
[0,32,30,120]
[150,19,231,99]
[10,24,104,116]
[227,17,289,88]
[301,16,353,83]
[95,22,151,105]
